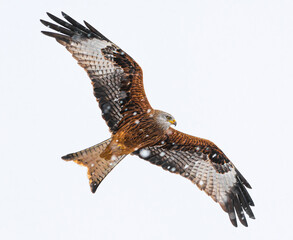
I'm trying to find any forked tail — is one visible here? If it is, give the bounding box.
[62,138,126,193]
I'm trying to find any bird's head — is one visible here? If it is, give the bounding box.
[154,110,177,130]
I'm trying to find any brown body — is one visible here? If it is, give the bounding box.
[101,110,167,159]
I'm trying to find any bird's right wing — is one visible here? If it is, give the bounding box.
[133,128,255,227]
[41,12,152,134]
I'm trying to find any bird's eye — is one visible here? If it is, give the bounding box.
[166,116,172,120]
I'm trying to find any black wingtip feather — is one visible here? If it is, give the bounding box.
[238,179,255,206]
[41,31,70,44]
[61,11,67,18]
[235,183,255,220]
[83,21,97,33]
[61,11,90,34]
[84,20,109,41]
[46,12,52,17]
[40,19,74,36]
[233,195,248,227]
[42,12,112,44]
[227,200,238,227]
[47,12,64,24]
[235,168,252,189]
[46,12,82,34]
[223,176,255,227]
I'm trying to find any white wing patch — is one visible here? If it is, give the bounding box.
[67,38,119,77]
[188,158,237,203]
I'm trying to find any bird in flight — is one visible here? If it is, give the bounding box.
[41,12,255,227]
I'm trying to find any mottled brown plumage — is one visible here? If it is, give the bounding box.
[41,12,255,227]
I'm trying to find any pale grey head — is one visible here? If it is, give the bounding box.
[153,110,177,130]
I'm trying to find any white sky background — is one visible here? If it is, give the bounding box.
[1,0,293,239]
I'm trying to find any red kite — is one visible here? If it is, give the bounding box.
[41,12,255,227]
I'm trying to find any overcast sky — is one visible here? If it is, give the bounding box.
[1,0,293,239]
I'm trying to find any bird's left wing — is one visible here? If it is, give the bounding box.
[41,12,152,134]
[133,128,255,227]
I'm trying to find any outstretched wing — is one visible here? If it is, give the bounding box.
[41,12,151,133]
[133,128,255,227]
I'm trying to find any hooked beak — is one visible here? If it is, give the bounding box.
[169,119,177,126]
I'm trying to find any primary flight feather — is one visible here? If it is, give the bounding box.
[41,12,255,227]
